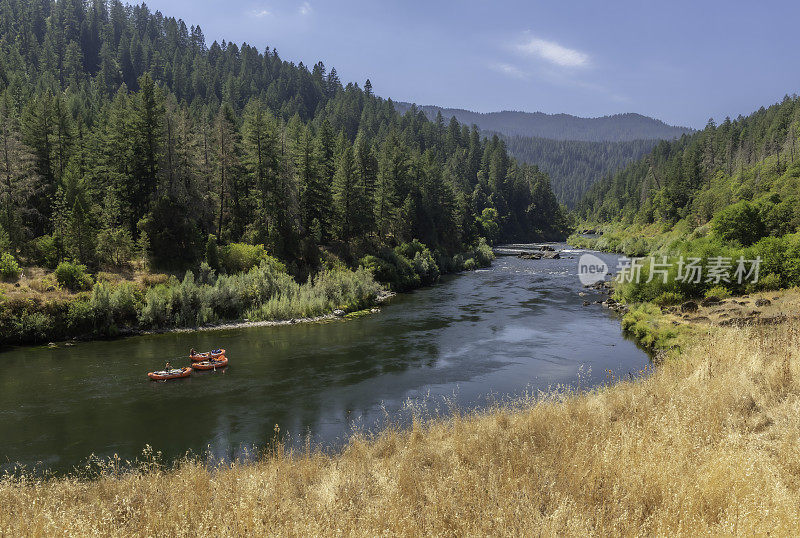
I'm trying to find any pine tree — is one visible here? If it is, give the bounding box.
[311,119,335,241]
[213,103,239,240]
[96,189,133,267]
[0,94,40,249]
[130,73,164,228]
[353,133,377,235]
[241,98,279,242]
[332,137,358,241]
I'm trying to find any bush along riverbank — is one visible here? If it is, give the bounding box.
[0,239,494,346]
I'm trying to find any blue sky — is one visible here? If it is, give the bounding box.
[144,0,798,128]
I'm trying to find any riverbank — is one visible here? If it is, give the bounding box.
[0,238,492,347]
[0,264,384,348]
[3,308,800,534]
[108,291,395,340]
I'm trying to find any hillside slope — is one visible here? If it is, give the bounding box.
[394,102,694,142]
[577,96,800,228]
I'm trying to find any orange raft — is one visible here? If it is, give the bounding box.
[148,367,192,381]
[190,349,226,362]
[191,356,228,370]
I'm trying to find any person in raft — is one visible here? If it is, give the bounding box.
[190,348,197,357]
[165,361,173,371]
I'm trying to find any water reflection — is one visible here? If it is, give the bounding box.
[0,245,647,473]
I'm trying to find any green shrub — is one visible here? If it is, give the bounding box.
[760,195,800,237]
[653,291,684,306]
[113,283,141,322]
[205,234,220,270]
[752,272,781,292]
[477,208,500,244]
[619,236,650,257]
[31,235,59,269]
[220,242,284,274]
[472,238,494,267]
[711,201,765,246]
[704,286,731,299]
[197,261,217,285]
[65,298,96,334]
[360,249,420,292]
[395,239,427,260]
[96,227,133,267]
[621,303,681,351]
[412,250,440,286]
[463,258,477,271]
[54,261,93,291]
[393,240,440,286]
[0,261,382,344]
[448,253,464,273]
[14,311,54,342]
[0,252,22,282]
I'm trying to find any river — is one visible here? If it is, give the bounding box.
[0,245,648,474]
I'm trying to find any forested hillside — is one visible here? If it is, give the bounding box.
[500,135,658,207]
[0,0,568,279]
[393,102,691,207]
[394,103,693,142]
[577,95,800,228]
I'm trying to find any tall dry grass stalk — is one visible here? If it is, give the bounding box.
[4,322,800,535]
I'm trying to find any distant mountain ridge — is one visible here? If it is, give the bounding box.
[394,102,695,142]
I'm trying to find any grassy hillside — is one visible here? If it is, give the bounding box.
[4,313,800,534]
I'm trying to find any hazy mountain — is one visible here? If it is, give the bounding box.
[394,102,694,142]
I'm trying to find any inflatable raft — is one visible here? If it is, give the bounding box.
[148,367,192,381]
[191,356,228,370]
[190,348,226,362]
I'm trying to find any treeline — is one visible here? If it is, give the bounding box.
[0,0,569,281]
[577,95,800,227]
[394,104,694,142]
[500,135,658,207]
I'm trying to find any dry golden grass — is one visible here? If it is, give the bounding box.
[4,321,800,535]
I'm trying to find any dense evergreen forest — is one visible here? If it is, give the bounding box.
[577,95,800,228]
[394,103,694,142]
[0,0,568,279]
[394,103,692,207]
[500,135,658,207]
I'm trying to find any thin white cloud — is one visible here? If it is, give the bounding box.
[490,62,528,80]
[251,8,271,18]
[299,2,312,15]
[517,36,589,68]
